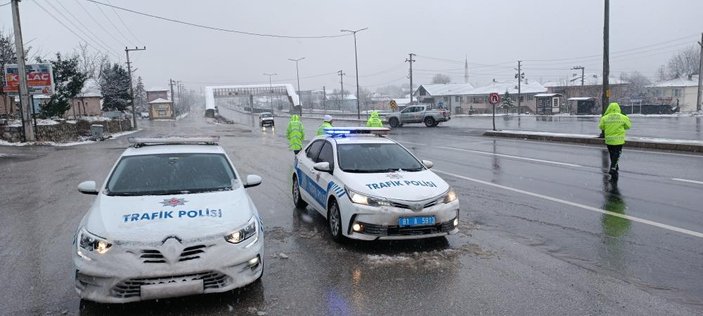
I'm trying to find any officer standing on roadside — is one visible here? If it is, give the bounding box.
[366,111,383,127]
[599,102,632,177]
[316,115,334,136]
[286,115,305,154]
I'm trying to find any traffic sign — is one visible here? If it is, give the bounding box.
[389,99,398,111]
[489,93,501,105]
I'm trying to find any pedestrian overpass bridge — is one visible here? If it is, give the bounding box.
[205,84,300,117]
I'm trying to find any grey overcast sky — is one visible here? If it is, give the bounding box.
[2,0,702,91]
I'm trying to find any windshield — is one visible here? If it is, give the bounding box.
[106,153,237,196]
[260,113,272,118]
[337,143,424,173]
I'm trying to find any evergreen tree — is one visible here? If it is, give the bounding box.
[134,76,147,112]
[38,53,87,117]
[501,91,514,112]
[100,63,131,111]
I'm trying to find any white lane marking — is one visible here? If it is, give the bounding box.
[438,146,582,168]
[672,178,703,185]
[434,169,703,239]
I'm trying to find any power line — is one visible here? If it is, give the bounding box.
[92,0,133,44]
[106,0,143,45]
[34,1,121,59]
[42,0,116,54]
[73,0,127,48]
[86,0,350,39]
[0,1,9,7]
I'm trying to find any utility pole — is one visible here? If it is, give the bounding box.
[169,78,176,119]
[125,46,146,129]
[338,70,345,110]
[406,53,416,104]
[515,60,524,116]
[322,86,327,114]
[696,32,702,112]
[341,27,368,119]
[572,66,585,86]
[602,0,610,115]
[11,0,34,141]
[288,57,305,115]
[263,73,277,113]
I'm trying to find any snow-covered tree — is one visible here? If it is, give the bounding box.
[501,91,514,112]
[134,76,147,112]
[659,45,700,80]
[36,53,87,117]
[100,63,131,111]
[432,73,451,84]
[620,71,652,100]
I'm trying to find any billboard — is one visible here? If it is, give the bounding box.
[3,63,55,95]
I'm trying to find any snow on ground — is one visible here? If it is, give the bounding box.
[109,129,141,139]
[176,112,190,120]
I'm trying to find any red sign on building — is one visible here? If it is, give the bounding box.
[3,63,55,95]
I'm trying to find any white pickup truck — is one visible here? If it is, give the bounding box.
[384,104,451,128]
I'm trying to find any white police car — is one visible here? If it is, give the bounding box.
[73,137,264,303]
[291,127,459,242]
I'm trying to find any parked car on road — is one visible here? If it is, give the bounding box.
[384,104,451,128]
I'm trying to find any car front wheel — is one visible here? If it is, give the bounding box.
[292,175,307,208]
[327,199,346,243]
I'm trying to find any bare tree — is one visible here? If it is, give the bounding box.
[431,73,451,84]
[620,71,652,100]
[75,43,109,79]
[659,45,700,80]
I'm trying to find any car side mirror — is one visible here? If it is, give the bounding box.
[78,181,99,195]
[422,160,434,169]
[244,175,263,188]
[313,162,331,173]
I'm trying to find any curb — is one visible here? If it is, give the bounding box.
[483,130,703,153]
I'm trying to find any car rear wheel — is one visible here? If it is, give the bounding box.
[292,175,307,208]
[424,117,436,127]
[327,199,346,243]
[389,117,400,128]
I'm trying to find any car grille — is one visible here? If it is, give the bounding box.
[359,219,456,237]
[389,199,439,210]
[140,244,208,264]
[111,271,230,299]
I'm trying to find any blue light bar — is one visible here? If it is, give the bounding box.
[323,127,390,137]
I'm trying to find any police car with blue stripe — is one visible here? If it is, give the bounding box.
[292,127,459,242]
[73,137,264,303]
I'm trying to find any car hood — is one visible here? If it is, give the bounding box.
[83,190,255,243]
[342,169,449,201]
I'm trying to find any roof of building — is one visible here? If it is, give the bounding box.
[149,98,172,104]
[650,75,699,88]
[568,97,596,101]
[534,93,561,97]
[78,78,102,98]
[468,80,547,95]
[543,74,628,87]
[416,83,475,96]
[148,87,170,92]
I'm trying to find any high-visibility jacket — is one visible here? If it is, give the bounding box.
[366,111,383,127]
[316,121,333,136]
[598,102,631,145]
[286,115,305,150]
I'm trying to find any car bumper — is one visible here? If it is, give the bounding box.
[341,199,460,241]
[260,120,274,126]
[73,234,263,303]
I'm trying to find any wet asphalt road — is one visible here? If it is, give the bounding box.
[1,109,702,315]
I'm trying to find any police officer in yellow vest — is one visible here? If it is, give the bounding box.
[286,115,305,154]
[366,111,383,127]
[598,102,632,177]
[316,115,333,136]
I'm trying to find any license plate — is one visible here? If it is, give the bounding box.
[140,279,203,300]
[399,216,435,227]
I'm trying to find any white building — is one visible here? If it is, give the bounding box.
[649,76,700,112]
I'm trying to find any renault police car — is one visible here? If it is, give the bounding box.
[291,127,459,242]
[73,137,264,303]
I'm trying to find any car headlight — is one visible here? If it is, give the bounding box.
[346,187,391,207]
[443,188,458,203]
[225,217,258,244]
[78,228,112,255]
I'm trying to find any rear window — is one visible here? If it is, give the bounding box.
[106,153,237,196]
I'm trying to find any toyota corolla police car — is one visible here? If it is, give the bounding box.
[291,127,459,242]
[73,137,264,303]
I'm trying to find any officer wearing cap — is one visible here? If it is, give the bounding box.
[316,115,334,136]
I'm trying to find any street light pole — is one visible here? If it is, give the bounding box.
[341,27,368,119]
[288,57,305,116]
[263,73,277,113]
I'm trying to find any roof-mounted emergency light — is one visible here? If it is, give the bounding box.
[128,136,220,147]
[323,127,390,137]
